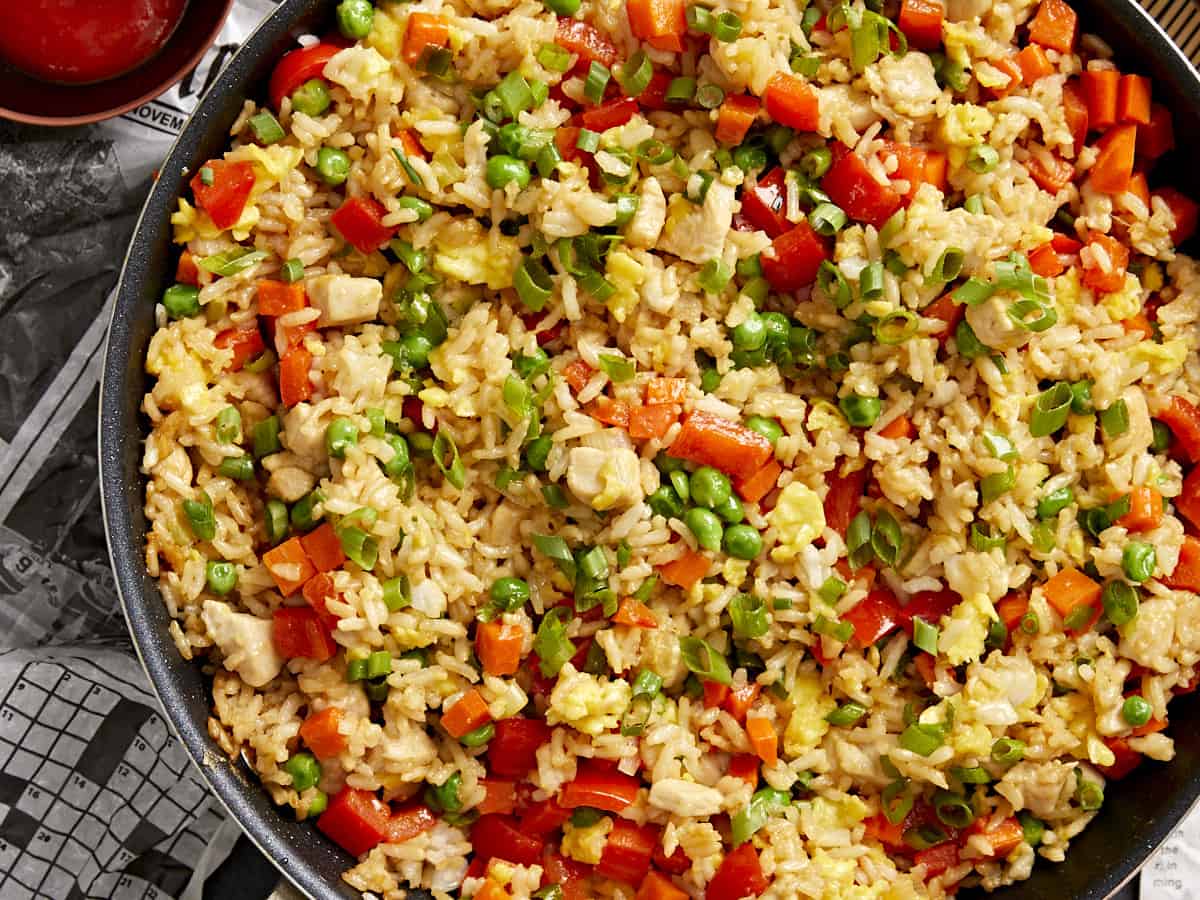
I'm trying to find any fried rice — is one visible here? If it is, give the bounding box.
[141,0,1200,896]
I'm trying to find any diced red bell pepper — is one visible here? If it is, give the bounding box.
[488,716,552,778]
[761,220,830,292]
[914,840,960,880]
[317,787,391,856]
[1027,153,1075,194]
[824,463,868,536]
[581,97,639,130]
[299,706,348,760]
[555,18,619,69]
[626,0,687,52]
[1164,535,1200,591]
[922,293,964,344]
[822,144,902,229]
[702,679,730,709]
[330,196,395,254]
[723,681,761,722]
[967,815,1025,858]
[190,160,256,231]
[706,843,768,900]
[269,43,341,109]
[176,250,200,286]
[477,778,518,816]
[473,815,546,867]
[843,588,904,647]
[654,843,692,875]
[598,820,657,884]
[214,325,266,372]
[300,522,347,573]
[1098,737,1144,780]
[1138,104,1175,159]
[1154,187,1199,246]
[387,801,438,843]
[542,848,593,900]
[669,411,774,481]
[521,796,572,837]
[897,0,944,49]
[898,589,960,634]
[715,93,761,145]
[302,573,341,633]
[279,345,314,407]
[588,396,632,428]
[560,760,642,813]
[763,73,819,132]
[1080,232,1129,294]
[1157,396,1200,463]
[741,167,791,238]
[272,607,336,661]
[636,70,673,110]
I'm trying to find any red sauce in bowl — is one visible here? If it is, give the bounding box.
[0,0,189,85]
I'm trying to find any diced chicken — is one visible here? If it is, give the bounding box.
[995,760,1076,819]
[649,779,724,817]
[966,294,1032,351]
[866,52,942,120]
[265,464,317,502]
[566,446,643,510]
[306,274,382,328]
[658,181,735,264]
[202,600,284,688]
[282,403,329,468]
[627,177,666,249]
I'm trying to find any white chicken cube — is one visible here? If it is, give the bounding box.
[658,181,735,264]
[649,779,724,817]
[306,274,382,328]
[627,176,667,249]
[202,600,284,688]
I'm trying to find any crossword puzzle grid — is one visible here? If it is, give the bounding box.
[0,660,220,900]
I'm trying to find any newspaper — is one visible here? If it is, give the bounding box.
[0,0,1197,897]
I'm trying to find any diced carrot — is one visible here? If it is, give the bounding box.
[702,679,730,710]
[477,779,518,816]
[645,377,687,405]
[300,522,346,573]
[1027,153,1075,194]
[1154,187,1200,246]
[1041,567,1102,632]
[477,621,524,676]
[300,706,348,760]
[728,753,759,788]
[1123,312,1154,340]
[626,0,687,52]
[176,250,200,286]
[1090,123,1137,195]
[614,596,659,628]
[897,0,944,50]
[658,547,710,589]
[969,816,1025,858]
[214,325,266,372]
[1178,466,1200,532]
[879,140,944,201]
[1028,242,1067,278]
[302,573,340,632]
[762,72,820,132]
[279,345,314,407]
[1164,535,1200,591]
[1016,44,1054,83]
[922,292,965,344]
[1081,69,1120,131]
[996,592,1029,632]
[1063,80,1089,152]
[1080,232,1129,294]
[1126,172,1151,208]
[397,128,426,160]
[715,93,760,145]
[878,415,914,440]
[985,55,1024,99]
[1159,396,1200,465]
[628,403,681,440]
[745,717,778,766]
[669,411,773,480]
[563,359,595,393]
[441,688,491,738]
[402,12,450,65]
[588,396,632,429]
[734,459,782,504]
[1132,716,1167,738]
[636,871,688,900]
[1138,104,1175,159]
[723,682,761,722]
[555,18,620,69]
[1117,486,1164,532]
[1028,0,1077,53]
[474,880,513,900]
[1099,737,1143,780]
[263,537,316,597]
[1117,74,1151,125]
[257,279,307,316]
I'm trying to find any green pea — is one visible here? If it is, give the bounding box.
[397,332,434,370]
[543,0,581,14]
[745,416,783,445]
[326,417,359,458]
[460,722,495,747]
[205,560,237,595]
[162,284,200,319]
[648,485,684,519]
[306,790,328,818]
[382,433,411,478]
[840,394,882,428]
[285,752,321,791]
[1121,695,1152,727]
[427,772,463,813]
[711,492,745,524]
[399,196,434,222]
[690,466,732,509]
[316,147,351,186]
[722,524,762,559]
[265,499,290,544]
[1122,541,1156,583]
[700,367,722,393]
[761,312,790,358]
[486,155,532,190]
[291,78,331,117]
[684,507,724,551]
[1069,380,1093,414]
[216,406,242,444]
[336,0,374,40]
[731,313,767,352]
[491,577,531,611]
[655,453,687,474]
[525,435,553,472]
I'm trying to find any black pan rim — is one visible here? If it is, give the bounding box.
[99,2,1200,898]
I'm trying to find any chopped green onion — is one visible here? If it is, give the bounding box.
[216,406,242,444]
[199,248,270,277]
[1151,419,1172,452]
[912,616,939,654]
[1020,812,1045,846]
[338,524,378,570]
[980,465,1015,503]
[933,789,975,828]
[537,42,572,73]
[542,483,569,508]
[618,50,653,97]
[1007,298,1057,332]
[533,534,576,580]
[687,4,714,31]
[679,636,732,685]
[818,577,847,605]
[809,202,847,237]
[899,722,944,756]
[800,147,833,181]
[730,788,789,846]
[612,192,640,227]
[1030,382,1073,437]
[382,576,411,612]
[874,309,918,345]
[1037,485,1074,519]
[930,247,964,283]
[952,277,995,307]
[432,432,466,489]
[699,258,734,294]
[584,62,611,104]
[533,607,575,677]
[858,261,885,301]
[729,594,770,639]
[964,194,984,214]
[199,166,215,186]
[882,779,914,824]
[982,431,1017,460]
[826,701,867,727]
[218,455,255,481]
[265,499,289,544]
[952,766,991,785]
[966,144,999,173]
[1100,399,1130,437]
[812,614,854,642]
[847,510,874,570]
[576,128,601,153]
[817,260,851,308]
[249,111,286,145]
[696,83,726,109]
[1102,580,1139,626]
[666,76,696,103]
[515,257,554,311]
[970,521,1007,551]
[496,70,535,119]
[871,509,904,566]
[991,737,1025,765]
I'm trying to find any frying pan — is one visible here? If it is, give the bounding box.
[100,1,1200,897]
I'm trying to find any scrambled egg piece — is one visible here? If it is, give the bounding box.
[172,197,260,243]
[939,592,997,666]
[1129,339,1189,374]
[784,672,835,757]
[769,482,826,562]
[366,5,403,58]
[435,228,520,290]
[1101,272,1144,321]
[566,446,643,510]
[808,400,849,436]
[242,144,303,184]
[324,46,391,101]
[146,325,221,416]
[606,251,644,323]
[1050,694,1115,767]
[1055,268,1081,322]
[939,103,994,148]
[807,848,912,899]
[172,145,302,243]
[390,626,438,651]
[810,794,869,832]
[561,818,612,864]
[547,666,631,735]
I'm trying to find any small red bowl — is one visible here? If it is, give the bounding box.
[0,0,234,126]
